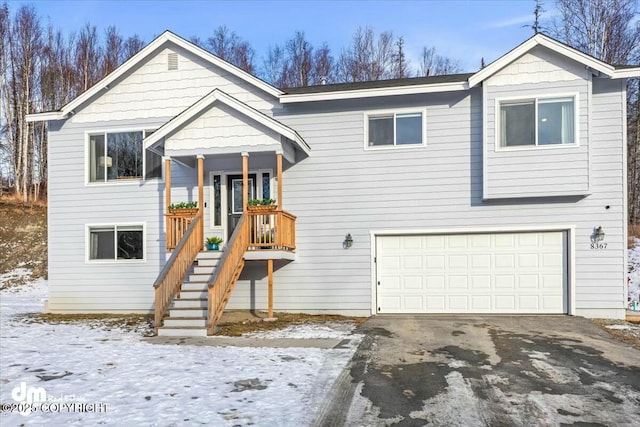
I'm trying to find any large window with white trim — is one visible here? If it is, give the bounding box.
[88,130,162,182]
[367,111,424,148]
[88,225,144,261]
[499,96,576,148]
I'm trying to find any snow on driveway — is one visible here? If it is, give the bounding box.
[0,279,362,426]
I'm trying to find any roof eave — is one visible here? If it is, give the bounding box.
[612,67,640,78]
[25,111,65,122]
[280,81,469,103]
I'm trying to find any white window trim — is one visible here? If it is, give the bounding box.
[494,93,580,152]
[208,169,273,231]
[85,222,147,264]
[84,128,163,186]
[363,107,427,151]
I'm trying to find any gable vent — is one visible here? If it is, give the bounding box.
[168,52,178,70]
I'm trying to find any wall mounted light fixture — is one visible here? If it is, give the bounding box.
[343,233,353,249]
[594,226,605,242]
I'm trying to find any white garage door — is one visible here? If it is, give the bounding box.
[376,231,567,314]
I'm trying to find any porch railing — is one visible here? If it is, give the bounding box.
[207,214,249,334]
[247,209,296,251]
[166,211,199,250]
[153,213,202,334]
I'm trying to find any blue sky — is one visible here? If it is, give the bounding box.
[10,0,550,72]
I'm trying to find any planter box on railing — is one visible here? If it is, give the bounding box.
[247,205,278,213]
[169,208,199,216]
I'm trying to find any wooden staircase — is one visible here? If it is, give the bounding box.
[153,209,296,337]
[157,251,222,337]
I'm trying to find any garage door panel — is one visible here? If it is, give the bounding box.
[377,231,567,314]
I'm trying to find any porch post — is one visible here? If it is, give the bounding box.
[164,157,171,250]
[197,154,204,249]
[276,152,283,209]
[267,259,274,318]
[242,152,249,213]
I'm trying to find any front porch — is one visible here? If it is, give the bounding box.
[145,88,310,336]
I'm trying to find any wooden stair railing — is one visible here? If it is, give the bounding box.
[153,213,202,334]
[207,214,249,335]
[246,209,296,251]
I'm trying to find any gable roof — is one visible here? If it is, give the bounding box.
[26,31,281,122]
[144,88,310,155]
[468,33,639,87]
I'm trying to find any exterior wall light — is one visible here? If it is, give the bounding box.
[594,226,605,242]
[343,233,353,249]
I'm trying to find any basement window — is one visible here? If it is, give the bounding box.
[88,225,144,262]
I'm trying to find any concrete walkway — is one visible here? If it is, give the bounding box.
[143,335,350,349]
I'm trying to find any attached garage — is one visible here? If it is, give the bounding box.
[375,231,568,314]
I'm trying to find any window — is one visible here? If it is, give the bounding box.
[88,130,162,182]
[367,111,424,148]
[212,174,222,227]
[499,96,576,148]
[88,225,144,261]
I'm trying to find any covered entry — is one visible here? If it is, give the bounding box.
[375,231,568,314]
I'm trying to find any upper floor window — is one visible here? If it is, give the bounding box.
[88,130,162,182]
[499,96,576,148]
[367,111,425,148]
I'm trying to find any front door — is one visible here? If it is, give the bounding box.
[227,174,256,239]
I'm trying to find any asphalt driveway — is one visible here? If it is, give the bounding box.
[321,316,640,426]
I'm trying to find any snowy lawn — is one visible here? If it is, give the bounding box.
[0,278,362,426]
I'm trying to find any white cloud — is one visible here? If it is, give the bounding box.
[484,14,533,30]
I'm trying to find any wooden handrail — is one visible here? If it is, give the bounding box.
[166,210,199,250]
[207,214,249,334]
[246,209,296,251]
[153,213,202,334]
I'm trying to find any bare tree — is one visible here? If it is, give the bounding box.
[122,34,144,61]
[419,46,461,76]
[392,37,411,79]
[336,27,396,82]
[102,25,122,75]
[311,42,334,85]
[206,25,255,73]
[284,31,313,87]
[74,23,101,93]
[262,44,287,88]
[552,0,639,64]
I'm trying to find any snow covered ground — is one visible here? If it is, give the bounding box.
[0,278,362,426]
[629,238,640,307]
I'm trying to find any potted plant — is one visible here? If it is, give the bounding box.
[206,236,223,250]
[247,198,277,212]
[168,201,198,216]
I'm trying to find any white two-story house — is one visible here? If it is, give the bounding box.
[27,32,639,336]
